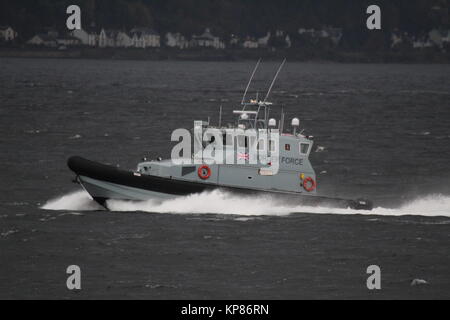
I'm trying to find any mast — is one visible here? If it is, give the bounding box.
[263,58,286,103]
[241,58,262,105]
[280,107,285,133]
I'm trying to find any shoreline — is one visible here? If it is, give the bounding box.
[1,47,449,64]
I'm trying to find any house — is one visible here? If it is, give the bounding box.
[242,36,259,49]
[71,28,90,45]
[98,28,132,48]
[298,28,315,35]
[82,24,100,47]
[88,33,98,46]
[27,34,58,47]
[130,32,143,48]
[443,30,450,44]
[285,34,292,48]
[88,29,99,47]
[0,26,18,42]
[71,27,100,47]
[298,26,343,46]
[413,36,433,49]
[391,31,416,49]
[429,29,449,48]
[272,30,291,48]
[257,32,271,48]
[191,28,225,49]
[27,31,80,47]
[130,28,160,48]
[116,31,132,48]
[99,29,118,48]
[165,32,189,49]
[56,35,81,46]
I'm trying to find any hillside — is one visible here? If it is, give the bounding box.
[1,0,448,48]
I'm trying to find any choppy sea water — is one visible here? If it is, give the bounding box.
[0,58,449,299]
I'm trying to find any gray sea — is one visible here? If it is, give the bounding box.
[0,58,449,299]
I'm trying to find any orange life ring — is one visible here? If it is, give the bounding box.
[303,177,316,192]
[198,165,211,180]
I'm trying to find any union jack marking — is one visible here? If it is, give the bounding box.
[237,153,249,160]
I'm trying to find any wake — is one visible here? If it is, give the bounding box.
[41,189,450,218]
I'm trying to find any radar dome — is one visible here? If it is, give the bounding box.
[268,118,276,127]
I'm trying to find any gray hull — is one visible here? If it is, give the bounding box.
[69,156,373,210]
[79,175,176,204]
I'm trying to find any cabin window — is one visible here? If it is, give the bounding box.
[223,133,233,146]
[285,144,291,151]
[269,139,276,152]
[237,135,248,148]
[249,136,257,149]
[257,139,265,151]
[300,143,310,155]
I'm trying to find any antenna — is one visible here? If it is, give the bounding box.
[241,58,262,105]
[263,58,286,103]
[218,105,222,127]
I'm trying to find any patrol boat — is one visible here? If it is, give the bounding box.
[67,61,373,211]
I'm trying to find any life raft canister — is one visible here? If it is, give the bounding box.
[198,165,211,180]
[303,177,316,192]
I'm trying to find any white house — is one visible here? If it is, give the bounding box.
[71,27,102,47]
[83,25,100,46]
[298,26,342,46]
[27,34,57,47]
[429,29,443,48]
[99,29,118,48]
[56,35,81,46]
[443,30,450,44]
[131,32,143,48]
[257,32,271,48]
[413,37,433,49]
[429,29,450,48]
[88,33,98,46]
[191,28,225,49]
[116,31,132,47]
[26,32,80,47]
[0,26,18,42]
[130,28,160,48]
[71,28,89,45]
[272,30,291,48]
[242,36,259,49]
[298,28,315,35]
[165,32,188,49]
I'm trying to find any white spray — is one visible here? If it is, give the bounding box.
[41,190,450,218]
